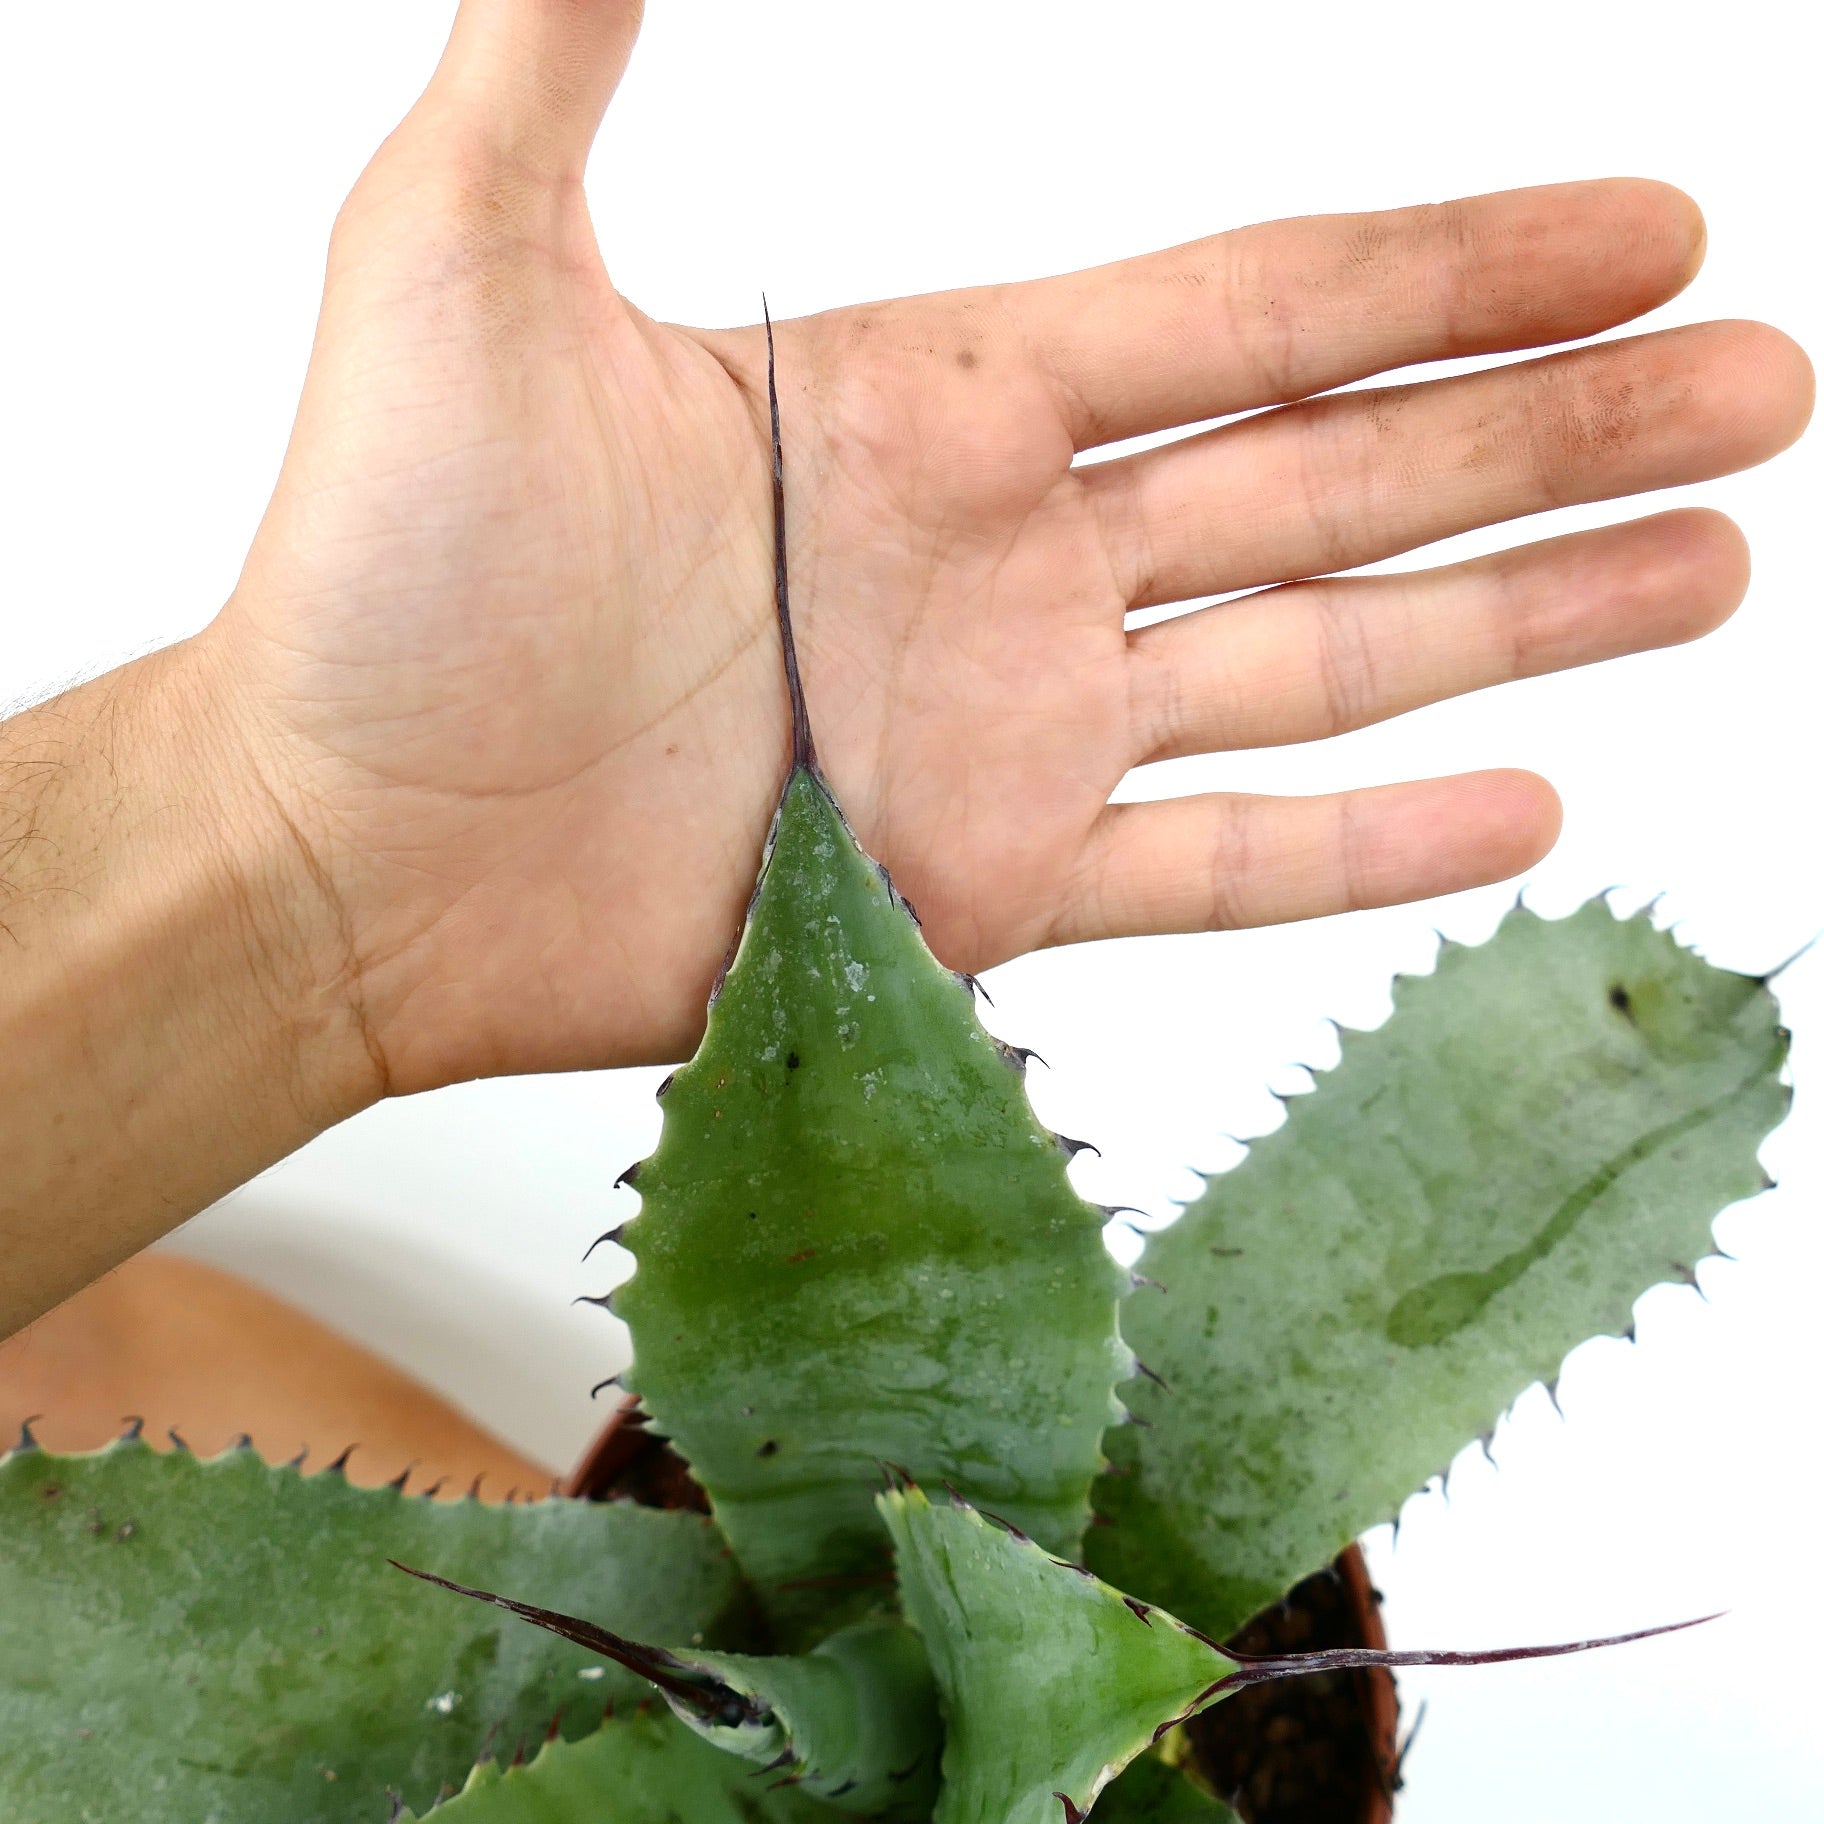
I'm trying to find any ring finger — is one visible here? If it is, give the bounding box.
[1126,507,1749,764]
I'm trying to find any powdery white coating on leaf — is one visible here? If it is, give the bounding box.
[1089,902,1790,1642]
[616,768,1131,1635]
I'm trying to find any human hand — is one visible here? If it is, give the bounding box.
[196,0,1812,1094]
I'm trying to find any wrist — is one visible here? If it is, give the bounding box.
[0,636,384,1335]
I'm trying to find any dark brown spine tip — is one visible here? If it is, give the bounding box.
[581,1225,628,1264]
[757,1748,799,1775]
[119,1415,145,1444]
[590,1376,622,1401]
[613,1163,641,1191]
[1131,1273,1166,1293]
[1123,1596,1155,1625]
[11,1415,42,1454]
[387,1463,415,1492]
[167,1426,191,1454]
[326,1444,358,1477]
[1133,1360,1171,1392]
[654,1072,676,1101]
[1055,1134,1100,1160]
[763,300,817,775]
[574,1293,617,1312]
[1057,1794,1087,1824]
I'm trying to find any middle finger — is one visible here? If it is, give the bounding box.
[1086,319,1810,609]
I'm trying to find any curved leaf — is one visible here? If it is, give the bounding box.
[403,1706,833,1822]
[1090,902,1790,1639]
[1092,1756,1237,1823]
[0,1436,746,1822]
[616,767,1130,1632]
[881,1484,1231,1824]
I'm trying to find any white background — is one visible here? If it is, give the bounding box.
[2,4,1819,1817]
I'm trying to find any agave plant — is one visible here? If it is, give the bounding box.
[0,332,1789,1822]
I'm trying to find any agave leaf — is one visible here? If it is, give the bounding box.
[1091,1756,1237,1823]
[615,765,1130,1630]
[396,1562,941,1819]
[681,1621,942,1816]
[0,1435,746,1822]
[1090,902,1790,1640]
[400,1706,832,1822]
[881,1483,1232,1824]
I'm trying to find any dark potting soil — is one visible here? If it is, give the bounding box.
[1187,1557,1399,1824]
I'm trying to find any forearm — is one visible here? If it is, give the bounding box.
[0,638,382,1339]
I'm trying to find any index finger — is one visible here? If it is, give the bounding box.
[999,178,1706,449]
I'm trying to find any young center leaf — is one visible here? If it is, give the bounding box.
[399,1705,831,1823]
[882,1482,1231,1824]
[1089,902,1790,1641]
[399,1561,942,1818]
[612,765,1131,1626]
[0,1433,746,1823]
[883,1478,1709,1824]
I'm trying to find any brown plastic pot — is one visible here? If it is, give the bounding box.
[568,1400,1400,1822]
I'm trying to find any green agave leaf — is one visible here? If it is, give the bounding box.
[881,1483,1233,1824]
[615,766,1130,1628]
[396,1563,941,1820]
[401,1706,832,1822]
[1090,901,1790,1641]
[0,1435,746,1822]
[1091,1757,1237,1823]
[683,1621,942,1816]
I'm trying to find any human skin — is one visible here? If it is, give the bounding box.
[0,0,1812,1341]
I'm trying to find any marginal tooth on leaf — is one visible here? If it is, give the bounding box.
[286,1444,309,1470]
[613,1162,641,1191]
[574,1293,617,1313]
[419,1476,447,1501]
[1123,1596,1154,1625]
[119,1415,146,1444]
[1131,1273,1166,1293]
[10,1415,41,1455]
[466,1473,486,1501]
[1056,1793,1088,1823]
[165,1426,191,1455]
[590,1376,622,1401]
[1133,1360,1171,1392]
[229,1432,254,1452]
[387,1463,415,1492]
[582,1225,629,1263]
[386,1789,405,1821]
[755,1747,799,1775]
[324,1444,357,1478]
[1054,1133,1100,1159]
[655,1072,676,1100]
[954,971,994,1006]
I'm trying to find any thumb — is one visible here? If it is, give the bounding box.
[428,0,645,179]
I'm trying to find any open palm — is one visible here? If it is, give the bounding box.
[211,0,1811,1092]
